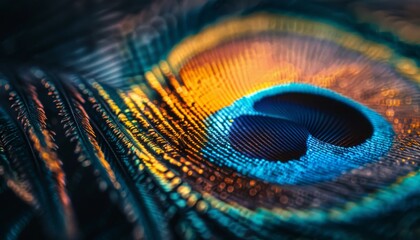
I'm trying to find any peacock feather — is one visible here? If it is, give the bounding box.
[0,0,419,239]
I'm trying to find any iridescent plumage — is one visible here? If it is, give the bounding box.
[0,0,419,239]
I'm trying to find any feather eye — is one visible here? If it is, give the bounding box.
[0,0,420,239]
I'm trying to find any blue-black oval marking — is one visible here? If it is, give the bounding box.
[203,84,394,185]
[229,92,374,162]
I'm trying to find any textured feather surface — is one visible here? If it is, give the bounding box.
[0,0,419,239]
